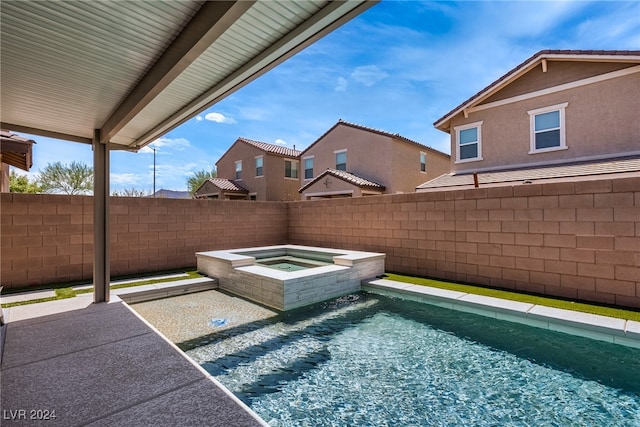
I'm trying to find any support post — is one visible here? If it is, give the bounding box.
[93,129,110,303]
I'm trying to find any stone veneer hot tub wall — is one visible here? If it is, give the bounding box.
[196,245,385,310]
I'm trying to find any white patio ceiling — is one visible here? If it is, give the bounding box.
[0,0,375,303]
[0,0,375,150]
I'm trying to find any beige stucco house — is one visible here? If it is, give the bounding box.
[418,50,640,191]
[200,137,302,201]
[193,177,250,200]
[299,120,450,200]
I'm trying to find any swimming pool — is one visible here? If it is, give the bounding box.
[179,292,640,426]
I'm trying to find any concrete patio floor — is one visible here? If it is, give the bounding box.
[0,288,267,427]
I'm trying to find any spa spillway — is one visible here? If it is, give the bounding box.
[196,245,385,310]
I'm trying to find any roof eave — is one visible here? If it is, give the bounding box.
[128,1,378,150]
[433,50,640,132]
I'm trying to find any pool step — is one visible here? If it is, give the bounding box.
[116,277,218,304]
[216,337,330,398]
[191,297,379,392]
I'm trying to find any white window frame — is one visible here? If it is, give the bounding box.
[528,102,568,154]
[454,121,483,164]
[284,158,299,179]
[420,152,427,173]
[235,160,242,180]
[303,155,314,180]
[335,149,347,171]
[255,155,263,178]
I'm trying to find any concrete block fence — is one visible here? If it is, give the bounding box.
[1,195,287,288]
[1,175,639,308]
[288,176,640,309]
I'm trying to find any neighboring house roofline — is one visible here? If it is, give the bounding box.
[194,177,249,196]
[416,155,640,191]
[215,137,302,167]
[300,119,449,158]
[236,137,302,157]
[0,129,36,171]
[433,49,640,132]
[146,189,191,199]
[299,168,386,193]
[450,150,640,176]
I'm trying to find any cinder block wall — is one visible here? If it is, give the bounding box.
[288,176,640,309]
[2,176,638,309]
[0,194,287,288]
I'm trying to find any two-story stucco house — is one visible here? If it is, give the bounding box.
[196,137,302,201]
[418,50,640,191]
[299,120,450,200]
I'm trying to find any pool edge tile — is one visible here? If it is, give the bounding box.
[363,279,640,348]
[527,305,627,336]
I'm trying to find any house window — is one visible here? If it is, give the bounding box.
[285,159,298,179]
[255,156,263,177]
[528,102,568,153]
[335,150,347,171]
[454,121,483,163]
[420,152,426,172]
[235,160,242,180]
[304,156,314,180]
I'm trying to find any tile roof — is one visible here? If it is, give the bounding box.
[299,168,386,192]
[434,50,640,130]
[238,137,301,157]
[301,120,449,157]
[416,156,640,191]
[1,129,35,144]
[205,178,249,193]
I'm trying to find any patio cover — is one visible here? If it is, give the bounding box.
[0,0,376,302]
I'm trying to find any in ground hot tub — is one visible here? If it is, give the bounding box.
[196,245,385,310]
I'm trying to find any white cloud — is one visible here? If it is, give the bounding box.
[238,106,270,121]
[275,138,287,145]
[486,1,583,39]
[351,65,388,87]
[195,115,203,122]
[335,76,348,92]
[575,4,640,48]
[110,173,140,185]
[204,112,236,124]
[140,137,191,153]
[153,162,199,178]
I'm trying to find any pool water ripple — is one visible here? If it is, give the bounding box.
[184,293,640,426]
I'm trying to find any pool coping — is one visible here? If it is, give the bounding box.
[197,244,386,281]
[362,279,640,349]
[196,244,386,310]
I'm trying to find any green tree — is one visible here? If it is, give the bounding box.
[187,168,216,196]
[9,170,43,193]
[112,187,149,197]
[38,161,93,195]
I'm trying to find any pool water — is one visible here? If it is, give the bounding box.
[180,293,640,426]
[257,256,331,272]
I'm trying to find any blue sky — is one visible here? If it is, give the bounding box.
[17,1,640,193]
